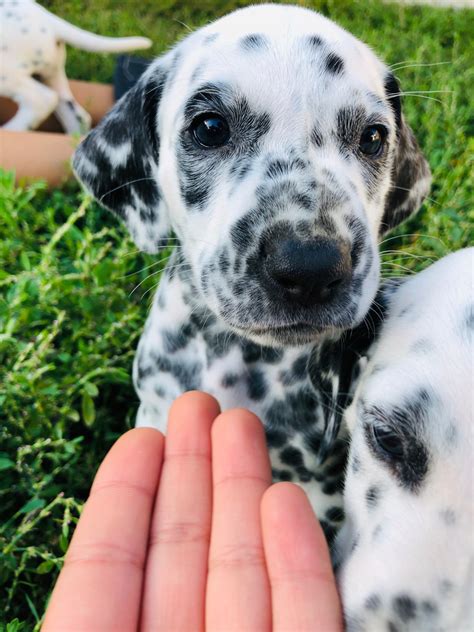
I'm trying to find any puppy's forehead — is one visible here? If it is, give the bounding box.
[179,4,386,102]
[204,3,369,56]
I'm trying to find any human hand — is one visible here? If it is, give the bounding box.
[43,391,343,631]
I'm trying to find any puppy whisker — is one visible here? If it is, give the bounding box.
[379,234,449,249]
[98,177,157,203]
[389,60,451,71]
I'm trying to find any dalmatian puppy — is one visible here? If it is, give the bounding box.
[0,0,151,132]
[73,3,431,534]
[335,248,474,631]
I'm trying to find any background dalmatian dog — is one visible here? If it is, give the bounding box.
[0,0,151,132]
[335,248,474,631]
[73,3,431,539]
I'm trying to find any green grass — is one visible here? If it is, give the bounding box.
[1,0,473,628]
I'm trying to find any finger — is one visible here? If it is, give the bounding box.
[207,409,272,632]
[261,482,343,632]
[43,428,164,632]
[140,391,220,631]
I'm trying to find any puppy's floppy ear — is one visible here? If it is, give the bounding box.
[73,59,171,253]
[381,73,431,233]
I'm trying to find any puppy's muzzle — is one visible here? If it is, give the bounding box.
[262,236,352,307]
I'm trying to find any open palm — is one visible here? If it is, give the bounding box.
[43,391,342,631]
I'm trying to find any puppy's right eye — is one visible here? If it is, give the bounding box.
[190,113,230,148]
[359,125,386,156]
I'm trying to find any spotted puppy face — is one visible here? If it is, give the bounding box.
[335,248,474,632]
[73,3,430,346]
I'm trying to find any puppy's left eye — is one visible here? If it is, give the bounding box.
[372,425,404,459]
[190,113,230,148]
[359,126,386,156]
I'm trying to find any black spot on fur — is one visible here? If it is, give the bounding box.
[231,212,256,251]
[162,324,194,353]
[421,600,438,616]
[151,353,202,391]
[351,454,361,473]
[230,156,254,182]
[218,248,231,274]
[365,594,381,611]
[203,331,236,360]
[240,33,267,51]
[324,450,347,477]
[440,508,456,525]
[322,479,340,495]
[280,446,304,467]
[189,308,216,330]
[261,346,284,363]
[265,157,306,179]
[292,354,309,379]
[273,469,293,482]
[326,52,344,74]
[279,370,293,386]
[240,339,283,364]
[266,387,319,432]
[311,126,324,147]
[222,373,240,388]
[296,465,313,482]
[393,595,417,622]
[136,363,155,385]
[307,34,324,48]
[463,303,474,334]
[325,506,344,522]
[154,385,166,398]
[247,368,268,401]
[366,485,380,509]
[305,431,323,455]
[265,428,288,448]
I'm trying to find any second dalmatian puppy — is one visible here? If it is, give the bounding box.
[336,248,474,631]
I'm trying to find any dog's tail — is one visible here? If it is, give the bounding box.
[36,4,152,52]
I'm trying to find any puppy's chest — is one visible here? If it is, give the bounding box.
[135,299,348,530]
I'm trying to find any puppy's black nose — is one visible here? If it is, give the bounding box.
[263,238,351,306]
